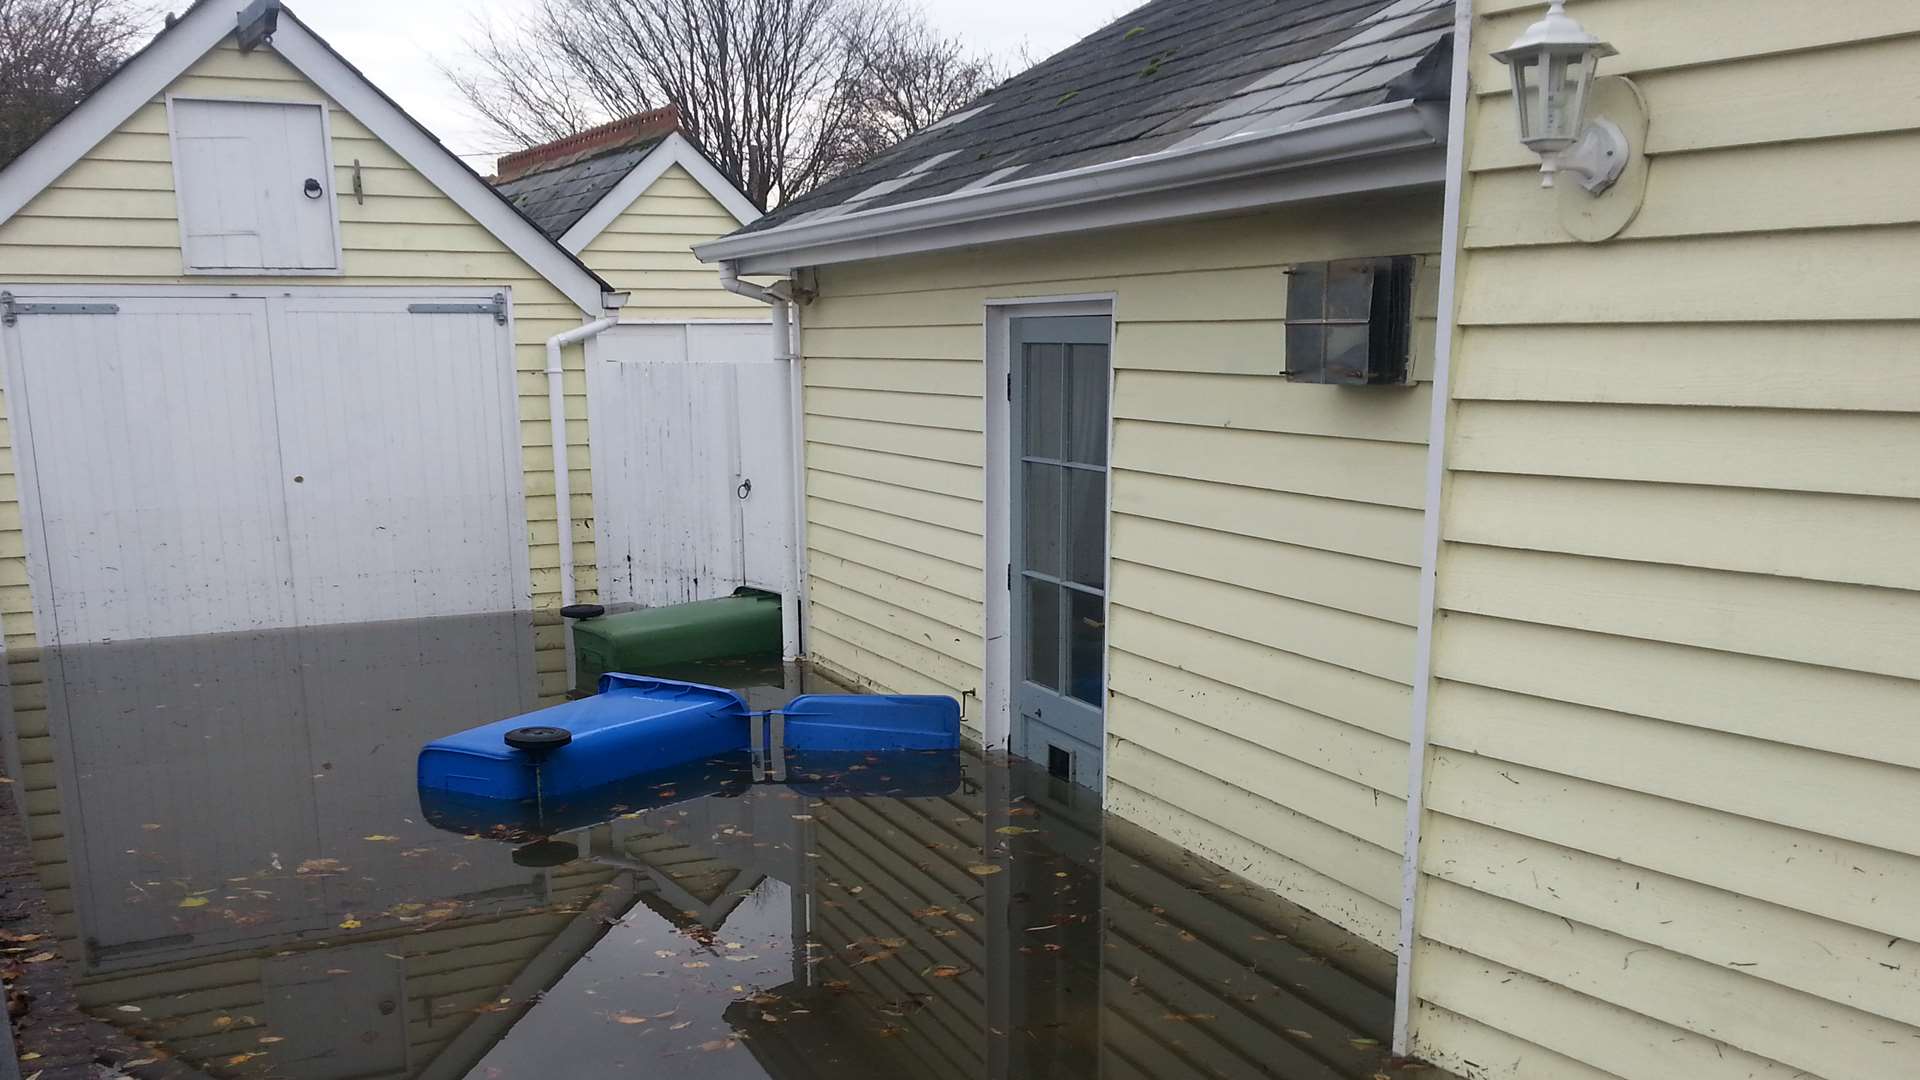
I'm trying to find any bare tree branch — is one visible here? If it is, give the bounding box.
[441,0,1005,208]
[0,0,153,166]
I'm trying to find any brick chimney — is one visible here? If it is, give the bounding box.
[495,106,682,183]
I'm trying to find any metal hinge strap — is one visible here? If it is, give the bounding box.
[1,292,119,326]
[408,293,508,325]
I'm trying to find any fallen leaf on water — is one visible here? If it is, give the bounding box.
[178,897,209,908]
[226,1053,261,1065]
[325,968,351,975]
[141,824,162,831]
[683,961,710,969]
[791,814,813,821]
[1284,1028,1315,1040]
[612,1012,648,1025]
[929,965,965,978]
[1163,1012,1216,1023]
[22,952,54,964]
[1350,1037,1380,1049]
[213,1015,234,1029]
[699,1040,737,1052]
[911,906,949,919]
[952,912,976,923]
[17,1053,38,1062]
[654,949,676,958]
[362,835,398,842]
[671,1020,692,1030]
[966,864,1002,877]
[297,858,347,875]
[258,1036,284,1044]
[994,826,1037,836]
[116,1004,142,1013]
[338,916,363,929]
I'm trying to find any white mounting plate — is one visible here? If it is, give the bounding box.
[1560,76,1651,243]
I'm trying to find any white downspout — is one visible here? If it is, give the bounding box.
[1394,0,1473,1058]
[720,261,805,663]
[547,313,622,612]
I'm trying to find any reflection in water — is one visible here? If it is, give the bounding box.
[15,615,1422,1078]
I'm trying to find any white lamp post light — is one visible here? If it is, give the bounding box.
[1491,0,1628,193]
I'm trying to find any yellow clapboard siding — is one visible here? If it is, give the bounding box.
[1111,513,1418,625]
[808,415,983,467]
[1440,543,1920,681]
[1433,612,1920,769]
[1445,472,1920,591]
[1425,749,1920,943]
[806,357,981,397]
[1114,419,1427,509]
[808,496,981,567]
[802,324,982,362]
[804,385,982,432]
[1114,369,1432,443]
[1424,814,1920,1029]
[806,550,982,632]
[1459,226,1920,325]
[1452,321,1920,412]
[1450,399,1920,498]
[808,576,981,672]
[1111,469,1422,566]
[807,441,981,500]
[808,523,983,602]
[1420,877,1913,1080]
[806,469,979,534]
[574,164,761,318]
[1469,34,1920,171]
[1432,679,1920,855]
[1106,769,1399,950]
[1413,952,1796,1080]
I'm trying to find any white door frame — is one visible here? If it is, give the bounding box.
[0,283,531,646]
[981,293,1116,761]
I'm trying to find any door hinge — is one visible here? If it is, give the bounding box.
[408,293,507,325]
[0,292,119,326]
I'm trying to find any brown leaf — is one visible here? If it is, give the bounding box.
[966,864,1002,877]
[1163,1012,1216,1023]
[21,952,54,964]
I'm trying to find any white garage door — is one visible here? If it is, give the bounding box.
[0,290,528,645]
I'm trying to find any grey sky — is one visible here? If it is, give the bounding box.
[281,0,1128,167]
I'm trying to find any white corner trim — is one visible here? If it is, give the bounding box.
[1393,0,1473,1058]
[268,18,610,316]
[0,2,235,227]
[558,132,761,253]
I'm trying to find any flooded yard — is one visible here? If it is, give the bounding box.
[5,613,1433,1078]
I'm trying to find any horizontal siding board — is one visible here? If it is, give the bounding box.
[1111,469,1422,567]
[1114,420,1427,510]
[1114,370,1432,444]
[1449,400,1920,499]
[807,523,982,602]
[1433,612,1920,769]
[1439,544,1920,681]
[806,443,981,501]
[805,386,982,432]
[806,469,980,534]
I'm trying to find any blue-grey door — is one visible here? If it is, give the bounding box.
[1010,315,1110,790]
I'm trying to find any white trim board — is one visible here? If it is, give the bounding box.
[558,132,762,254]
[0,0,615,317]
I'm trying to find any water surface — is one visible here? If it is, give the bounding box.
[17,613,1418,1078]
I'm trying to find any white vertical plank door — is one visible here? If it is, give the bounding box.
[269,295,527,625]
[169,98,338,271]
[4,297,296,644]
[588,321,788,609]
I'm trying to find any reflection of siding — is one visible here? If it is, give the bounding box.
[0,42,599,695]
[73,862,619,1075]
[1412,4,1920,1078]
[800,202,1441,948]
[810,790,987,1080]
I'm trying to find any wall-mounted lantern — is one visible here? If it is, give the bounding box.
[1491,1,1628,194]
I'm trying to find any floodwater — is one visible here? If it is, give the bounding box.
[10,612,1431,1079]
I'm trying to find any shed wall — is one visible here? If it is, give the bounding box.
[799,198,1442,948]
[1409,3,1920,1077]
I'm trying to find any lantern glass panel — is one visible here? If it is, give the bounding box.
[1506,51,1539,144]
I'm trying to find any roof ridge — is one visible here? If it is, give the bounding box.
[496,105,682,182]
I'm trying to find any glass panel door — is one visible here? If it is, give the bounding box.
[1010,315,1111,790]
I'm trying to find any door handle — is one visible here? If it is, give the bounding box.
[303,178,324,199]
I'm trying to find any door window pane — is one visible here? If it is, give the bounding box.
[1065,344,1108,466]
[1066,468,1105,589]
[1068,588,1104,707]
[1022,462,1062,577]
[1021,343,1064,461]
[1025,577,1060,691]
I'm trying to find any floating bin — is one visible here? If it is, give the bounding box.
[570,588,782,695]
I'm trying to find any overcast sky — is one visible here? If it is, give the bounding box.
[276,0,1127,167]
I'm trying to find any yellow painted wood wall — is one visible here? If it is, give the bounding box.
[1407,3,1920,1077]
[0,41,600,705]
[799,198,1441,949]
[575,163,767,321]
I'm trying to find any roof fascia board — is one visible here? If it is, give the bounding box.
[558,132,761,253]
[698,101,1446,273]
[0,3,234,226]
[269,17,612,315]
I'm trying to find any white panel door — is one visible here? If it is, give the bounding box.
[170,98,339,271]
[269,296,526,624]
[3,298,295,644]
[587,321,787,608]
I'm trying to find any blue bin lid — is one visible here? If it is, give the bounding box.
[424,675,748,762]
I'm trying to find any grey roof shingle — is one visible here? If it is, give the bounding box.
[737,0,1453,238]
[494,134,669,240]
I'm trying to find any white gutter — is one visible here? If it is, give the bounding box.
[1394,0,1473,1059]
[719,262,806,663]
[695,100,1447,274]
[547,312,624,615]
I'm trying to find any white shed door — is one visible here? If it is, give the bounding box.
[170,98,339,271]
[2,293,525,645]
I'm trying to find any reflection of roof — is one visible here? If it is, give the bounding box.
[494,108,681,239]
[733,0,1453,238]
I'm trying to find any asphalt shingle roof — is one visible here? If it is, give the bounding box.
[739,0,1453,237]
[495,134,670,240]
